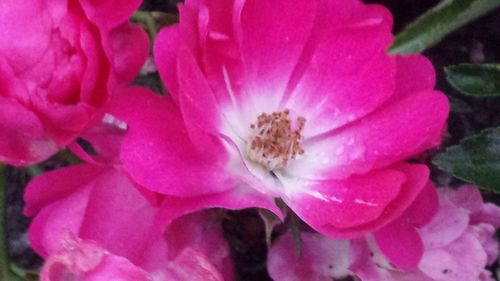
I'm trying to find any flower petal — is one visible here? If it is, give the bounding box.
[155,25,180,99]
[288,90,448,181]
[440,185,483,212]
[419,199,470,249]
[285,19,395,137]
[177,47,224,141]
[239,0,316,102]
[24,164,106,216]
[0,97,58,166]
[393,55,436,99]
[285,163,429,238]
[28,184,92,257]
[78,169,157,265]
[374,222,423,270]
[156,185,283,231]
[399,182,439,227]
[109,87,232,196]
[104,23,149,85]
[167,248,225,281]
[41,237,152,281]
[0,0,52,72]
[419,231,487,281]
[79,0,142,29]
[285,168,404,232]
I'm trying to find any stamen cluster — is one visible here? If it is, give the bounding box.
[247,110,306,170]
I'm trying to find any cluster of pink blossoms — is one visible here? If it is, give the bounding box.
[1,0,499,280]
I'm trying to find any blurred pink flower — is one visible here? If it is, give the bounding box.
[117,0,449,238]
[24,160,233,280]
[0,0,148,166]
[267,184,500,281]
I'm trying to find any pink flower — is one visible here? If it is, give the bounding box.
[117,0,449,238]
[0,0,148,166]
[267,184,500,281]
[24,161,233,280]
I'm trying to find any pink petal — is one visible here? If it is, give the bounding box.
[398,182,439,227]
[393,55,436,99]
[286,163,429,238]
[267,232,351,281]
[156,185,283,231]
[472,203,500,228]
[79,0,142,29]
[195,0,244,105]
[78,20,108,107]
[177,47,224,143]
[104,23,149,86]
[154,25,180,99]
[419,231,487,281]
[479,271,496,281]
[374,222,424,270]
[419,199,470,249]
[79,255,152,281]
[108,87,231,196]
[41,237,152,281]
[78,169,157,265]
[165,211,233,279]
[167,248,225,281]
[441,185,483,212]
[29,98,94,145]
[286,168,405,232]
[238,0,316,104]
[292,90,449,181]
[285,15,395,137]
[366,184,438,270]
[75,119,128,164]
[24,164,106,216]
[350,239,433,281]
[0,0,52,72]
[0,97,58,166]
[28,184,92,257]
[470,224,499,265]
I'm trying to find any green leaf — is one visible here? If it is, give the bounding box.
[389,0,500,54]
[445,64,500,97]
[433,128,500,193]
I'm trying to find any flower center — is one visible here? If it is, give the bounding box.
[247,109,306,171]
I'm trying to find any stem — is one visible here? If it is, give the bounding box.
[0,168,23,281]
[132,11,158,43]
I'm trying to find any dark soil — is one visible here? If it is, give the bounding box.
[6,1,500,281]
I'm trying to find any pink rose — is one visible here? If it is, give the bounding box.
[117,0,449,238]
[24,163,233,281]
[24,121,233,280]
[352,185,500,281]
[0,0,148,166]
[267,184,500,281]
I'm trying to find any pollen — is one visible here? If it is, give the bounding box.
[247,109,306,171]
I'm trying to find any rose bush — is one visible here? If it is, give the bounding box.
[0,0,148,166]
[114,0,449,238]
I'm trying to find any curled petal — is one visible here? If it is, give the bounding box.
[285,163,429,238]
[79,0,142,29]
